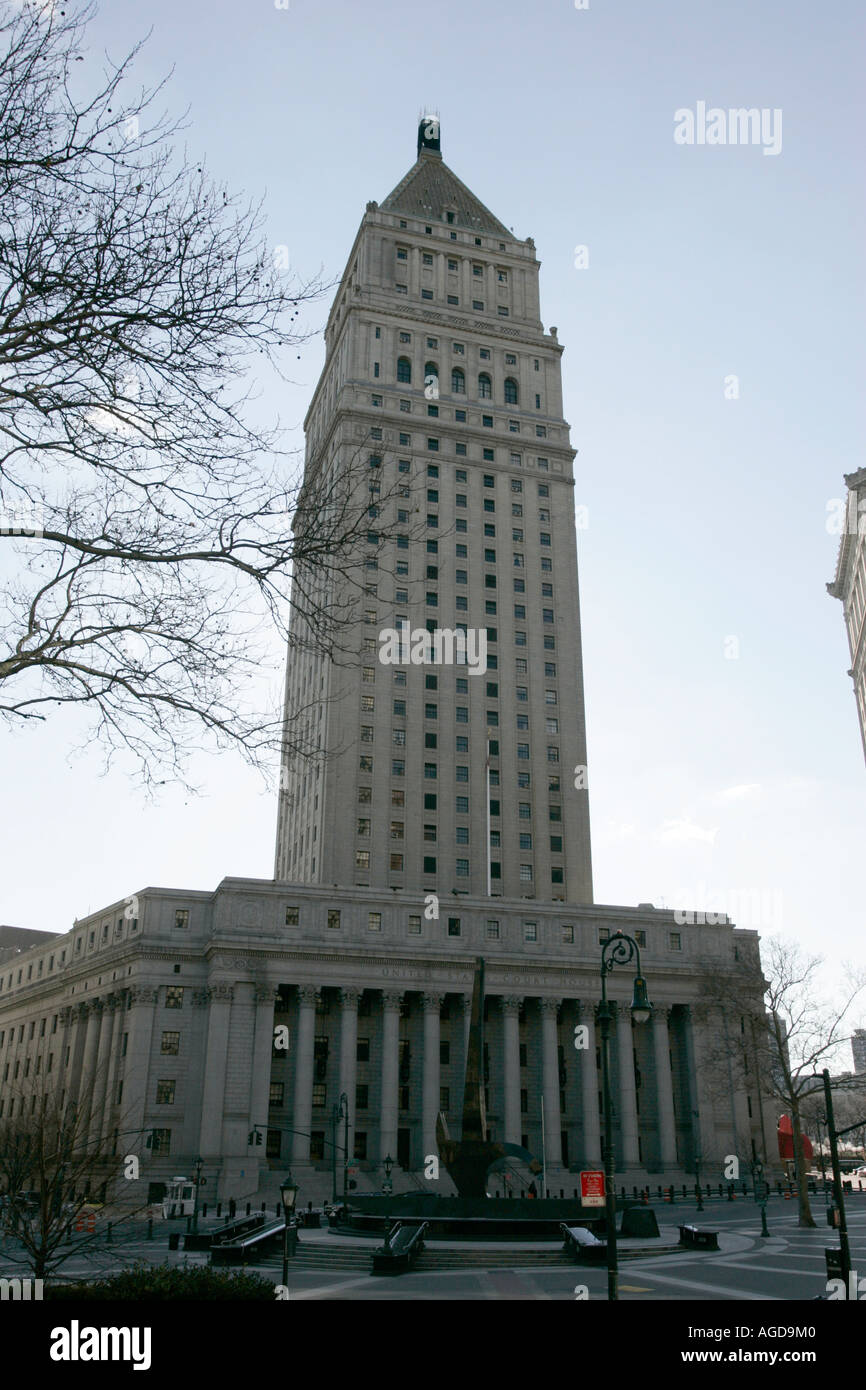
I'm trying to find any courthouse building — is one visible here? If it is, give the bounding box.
[0,119,776,1202]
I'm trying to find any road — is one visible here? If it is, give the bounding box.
[2,1194,863,1301]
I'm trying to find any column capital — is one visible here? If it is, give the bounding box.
[255,985,279,1004]
[127,987,158,1008]
[207,983,234,1004]
[58,1006,74,1025]
[540,996,560,1018]
[381,990,404,1011]
[339,987,363,1009]
[191,989,210,1008]
[296,985,319,1008]
[422,992,445,1013]
[682,1002,709,1024]
[575,1000,598,1021]
[500,995,523,1017]
[653,1004,676,1025]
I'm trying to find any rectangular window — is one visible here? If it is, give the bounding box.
[368,912,382,933]
[156,1080,176,1105]
[447,917,461,937]
[390,852,404,871]
[523,921,537,942]
[312,1084,327,1109]
[160,1031,180,1055]
[669,932,682,951]
[174,909,189,930]
[285,906,299,926]
[165,987,184,1009]
[327,910,341,930]
[408,914,422,935]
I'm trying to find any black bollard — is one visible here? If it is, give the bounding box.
[202,1204,207,1218]
[246,1203,251,1216]
[106,1222,112,1244]
[147,1218,153,1241]
[217,1203,222,1218]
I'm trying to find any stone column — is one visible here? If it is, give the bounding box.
[501,996,523,1145]
[683,1004,714,1170]
[338,988,361,1162]
[99,995,126,1147]
[249,987,277,1131]
[421,993,444,1164]
[291,985,318,1165]
[379,991,403,1164]
[89,996,117,1146]
[577,1001,602,1166]
[121,987,158,1136]
[653,1006,678,1169]
[56,1006,77,1106]
[615,1003,640,1167]
[540,997,562,1177]
[77,999,103,1119]
[199,983,234,1158]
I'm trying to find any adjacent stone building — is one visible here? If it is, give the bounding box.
[827,466,866,767]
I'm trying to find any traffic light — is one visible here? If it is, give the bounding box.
[247,1129,262,1147]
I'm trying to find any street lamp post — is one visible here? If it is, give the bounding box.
[190,1156,203,1235]
[339,1092,349,1208]
[383,1152,394,1196]
[694,1152,704,1212]
[598,932,653,1302]
[279,1171,299,1286]
[754,1160,770,1238]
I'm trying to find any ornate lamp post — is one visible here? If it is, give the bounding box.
[598,932,653,1302]
[383,1152,394,1196]
[279,1171,299,1285]
[754,1159,770,1238]
[190,1156,204,1234]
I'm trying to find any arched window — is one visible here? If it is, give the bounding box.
[451,367,465,395]
[478,373,492,400]
[504,377,518,405]
[397,357,412,384]
[424,362,439,401]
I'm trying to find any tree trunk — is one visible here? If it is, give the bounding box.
[790,1102,815,1228]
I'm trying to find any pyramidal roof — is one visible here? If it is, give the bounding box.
[381,146,512,239]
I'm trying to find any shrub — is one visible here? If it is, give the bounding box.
[45,1262,275,1301]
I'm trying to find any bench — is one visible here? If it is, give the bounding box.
[679,1224,719,1251]
[561,1223,607,1263]
[371,1221,427,1275]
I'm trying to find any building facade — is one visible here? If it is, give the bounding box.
[0,880,775,1203]
[0,121,777,1205]
[827,466,866,767]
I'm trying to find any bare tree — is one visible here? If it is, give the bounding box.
[0,1075,130,1279]
[702,941,865,1228]
[0,1,409,788]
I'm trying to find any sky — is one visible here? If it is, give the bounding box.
[2,0,864,1027]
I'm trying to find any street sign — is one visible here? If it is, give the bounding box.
[580,1170,605,1207]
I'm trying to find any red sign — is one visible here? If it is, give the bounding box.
[580,1170,605,1207]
